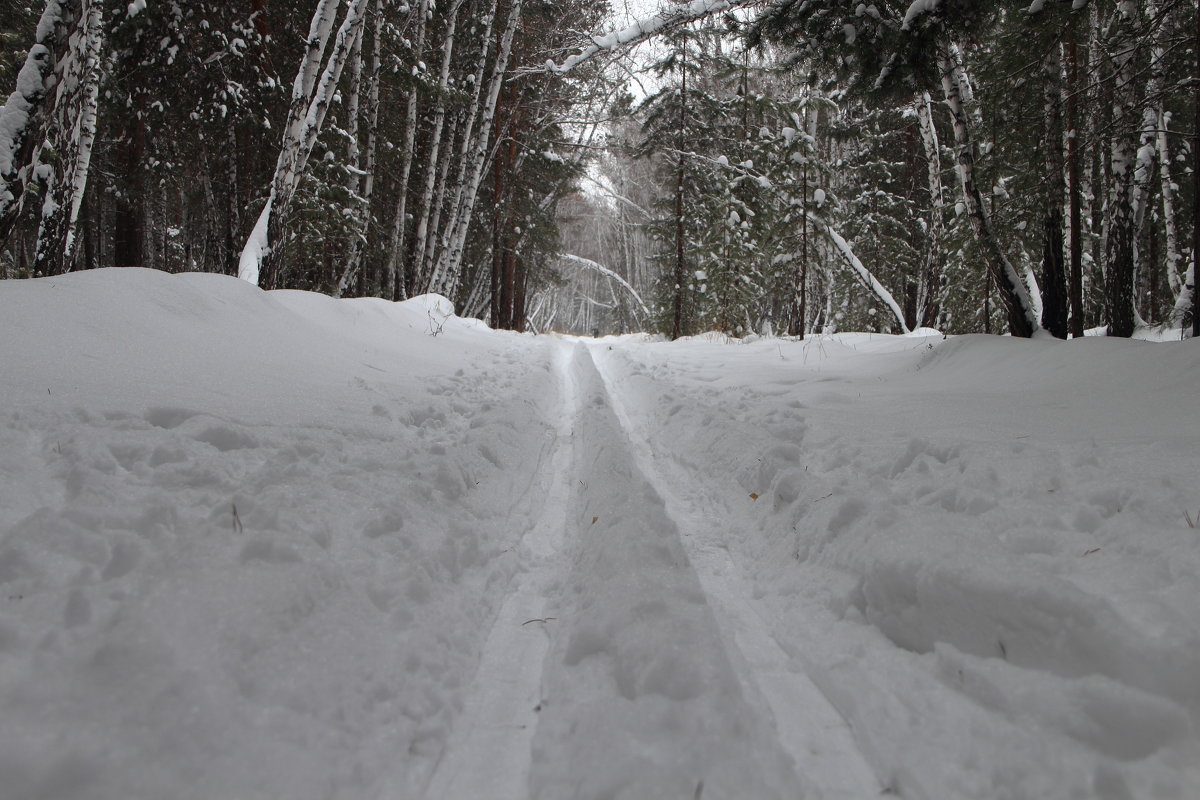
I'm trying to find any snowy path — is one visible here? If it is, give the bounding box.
[422,344,578,798]
[592,345,883,800]
[429,341,880,799]
[2,272,1198,800]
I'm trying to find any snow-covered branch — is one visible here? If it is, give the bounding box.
[809,212,911,334]
[559,252,651,317]
[547,0,764,74]
[0,0,78,237]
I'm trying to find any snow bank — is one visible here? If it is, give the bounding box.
[0,269,563,798]
[597,331,1200,799]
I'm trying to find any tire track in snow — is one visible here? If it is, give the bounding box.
[421,340,579,800]
[591,344,884,800]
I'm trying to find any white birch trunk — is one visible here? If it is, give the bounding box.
[1104,0,1139,336]
[1158,113,1181,296]
[408,0,465,293]
[333,0,378,299]
[419,109,465,289]
[239,0,369,286]
[915,90,944,328]
[1130,0,1162,324]
[383,0,427,301]
[938,45,1040,336]
[807,211,910,334]
[427,0,499,292]
[32,0,102,274]
[434,0,524,296]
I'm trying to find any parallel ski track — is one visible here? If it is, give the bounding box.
[425,341,881,799]
[591,343,884,800]
[421,341,578,799]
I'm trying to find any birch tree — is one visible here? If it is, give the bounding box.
[429,0,524,298]
[915,90,944,329]
[30,0,102,275]
[406,0,465,294]
[382,0,427,301]
[333,0,383,298]
[1038,37,1068,338]
[239,0,369,288]
[1103,0,1139,337]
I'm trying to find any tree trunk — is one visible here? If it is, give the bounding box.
[916,90,944,329]
[32,0,103,275]
[1067,28,1085,337]
[1190,0,1199,337]
[433,0,524,297]
[1104,1,1139,338]
[1040,39,1068,338]
[671,57,687,341]
[409,0,465,292]
[113,119,145,268]
[334,0,383,298]
[426,0,498,293]
[383,1,426,301]
[938,45,1039,337]
[239,0,368,287]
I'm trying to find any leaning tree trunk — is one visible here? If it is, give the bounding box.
[239,0,368,288]
[938,45,1039,337]
[1039,38,1068,338]
[1104,0,1139,338]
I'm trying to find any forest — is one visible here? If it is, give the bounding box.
[1,0,1197,340]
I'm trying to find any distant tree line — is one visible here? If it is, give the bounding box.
[555,0,1199,339]
[3,1,1198,340]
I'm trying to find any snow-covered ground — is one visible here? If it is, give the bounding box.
[1,269,1197,799]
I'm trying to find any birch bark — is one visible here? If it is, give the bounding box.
[1039,39,1068,338]
[938,44,1040,337]
[426,0,500,294]
[334,0,383,298]
[31,0,102,275]
[239,0,368,287]
[408,0,466,294]
[433,0,523,297]
[915,90,944,329]
[383,0,428,301]
[1104,0,1139,337]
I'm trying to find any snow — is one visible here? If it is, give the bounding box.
[1,269,1199,799]
[549,0,753,73]
[902,0,941,30]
